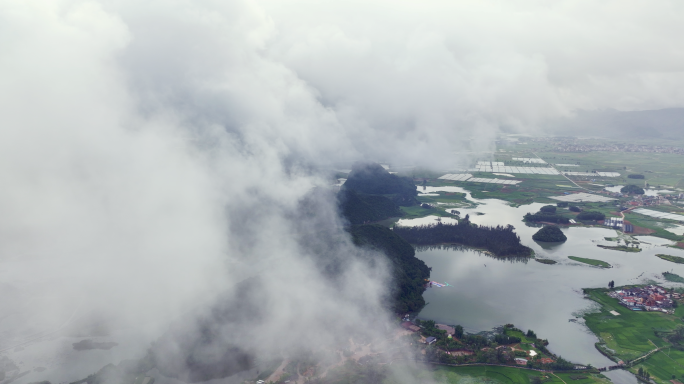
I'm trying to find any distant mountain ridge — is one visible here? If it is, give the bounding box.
[546,108,684,139]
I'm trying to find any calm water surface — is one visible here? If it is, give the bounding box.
[409,185,684,381]
[604,185,674,196]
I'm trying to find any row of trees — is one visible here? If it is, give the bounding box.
[636,367,651,380]
[393,218,532,257]
[524,212,570,224]
[576,211,606,221]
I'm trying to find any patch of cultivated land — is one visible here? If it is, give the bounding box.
[584,288,684,384]
[568,256,610,268]
[624,213,684,241]
[428,365,610,384]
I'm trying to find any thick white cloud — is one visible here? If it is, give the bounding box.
[262,0,684,141]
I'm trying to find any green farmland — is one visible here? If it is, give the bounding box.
[429,365,610,384]
[623,213,684,242]
[583,288,684,383]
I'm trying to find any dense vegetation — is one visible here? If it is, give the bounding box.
[524,212,570,224]
[350,225,430,313]
[576,211,606,221]
[569,205,581,212]
[493,334,521,345]
[414,321,576,371]
[337,189,403,225]
[342,162,418,206]
[621,184,645,195]
[393,217,532,257]
[532,225,567,242]
[540,205,557,213]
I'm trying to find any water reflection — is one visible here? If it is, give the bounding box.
[415,244,531,263]
[396,216,458,226]
[604,185,674,196]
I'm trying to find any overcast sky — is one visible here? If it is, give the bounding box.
[1,0,683,381]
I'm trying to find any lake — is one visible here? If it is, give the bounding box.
[408,186,684,383]
[604,185,674,196]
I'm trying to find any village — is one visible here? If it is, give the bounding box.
[608,285,678,313]
[398,317,573,370]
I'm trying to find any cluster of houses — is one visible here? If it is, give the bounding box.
[609,285,677,312]
[604,217,624,228]
[601,217,634,233]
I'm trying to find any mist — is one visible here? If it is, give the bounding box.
[1,0,683,382]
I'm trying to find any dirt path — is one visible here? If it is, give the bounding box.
[265,359,288,383]
[630,345,663,365]
[551,372,567,384]
[530,152,589,192]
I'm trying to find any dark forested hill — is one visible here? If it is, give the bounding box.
[532,225,567,242]
[393,218,532,257]
[342,162,418,206]
[338,189,403,225]
[350,225,430,313]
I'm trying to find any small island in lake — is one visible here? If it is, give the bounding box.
[568,256,611,268]
[597,244,641,252]
[656,254,684,264]
[532,225,567,242]
[393,215,532,257]
[620,184,645,195]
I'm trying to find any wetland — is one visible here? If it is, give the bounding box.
[394,184,684,383]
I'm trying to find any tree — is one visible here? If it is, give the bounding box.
[638,367,644,376]
[454,325,464,339]
[540,205,557,213]
[532,225,568,242]
[621,184,645,195]
[526,330,537,338]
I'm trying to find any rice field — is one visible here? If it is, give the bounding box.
[584,289,677,363]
